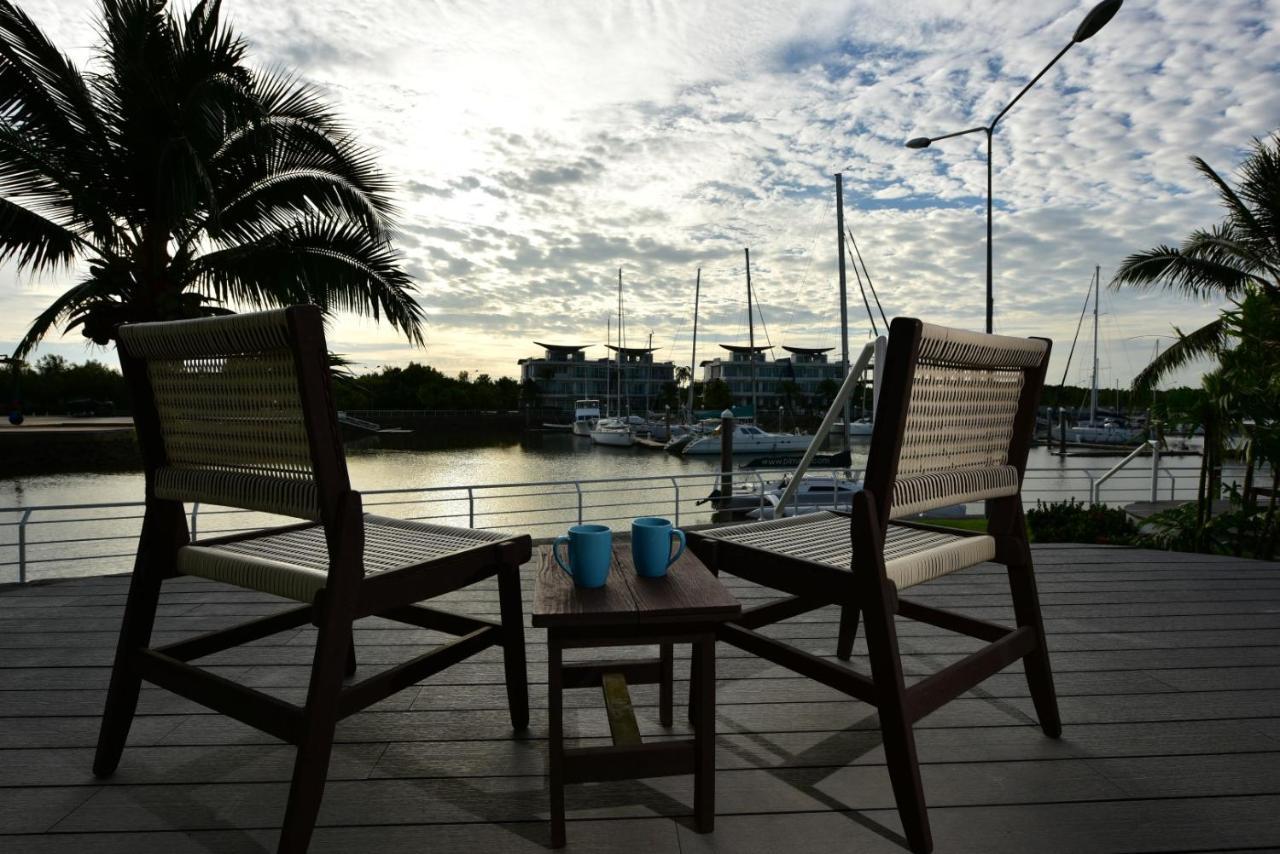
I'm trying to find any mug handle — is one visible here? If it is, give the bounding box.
[553,534,573,577]
[667,529,687,567]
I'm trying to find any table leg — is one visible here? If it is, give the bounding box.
[693,634,716,833]
[659,642,674,727]
[687,642,701,724]
[548,632,566,848]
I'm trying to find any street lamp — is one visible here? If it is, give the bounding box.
[905,0,1123,333]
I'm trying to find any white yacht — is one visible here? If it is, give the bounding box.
[682,423,813,456]
[589,417,635,447]
[571,399,601,436]
[1066,419,1143,444]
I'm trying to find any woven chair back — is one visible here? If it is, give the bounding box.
[866,319,1050,524]
[117,307,349,522]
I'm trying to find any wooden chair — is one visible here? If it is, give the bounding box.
[93,306,531,854]
[686,317,1060,854]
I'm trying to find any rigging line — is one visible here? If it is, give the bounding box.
[752,281,775,350]
[845,232,879,338]
[1057,267,1096,401]
[846,226,888,330]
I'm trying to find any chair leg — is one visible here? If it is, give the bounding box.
[1007,558,1062,738]
[863,592,931,854]
[94,503,185,779]
[344,628,357,678]
[836,604,860,660]
[497,560,530,731]
[278,607,353,854]
[853,493,932,854]
[93,562,165,778]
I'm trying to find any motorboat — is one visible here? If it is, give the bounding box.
[571,399,602,436]
[682,423,813,455]
[589,417,634,447]
[746,474,862,519]
[697,471,861,518]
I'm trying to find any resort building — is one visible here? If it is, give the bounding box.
[699,344,846,412]
[518,342,675,415]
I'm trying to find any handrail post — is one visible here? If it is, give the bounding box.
[574,482,583,525]
[670,477,680,527]
[467,487,475,528]
[189,501,200,542]
[18,508,32,584]
[1150,442,1161,503]
[719,409,734,519]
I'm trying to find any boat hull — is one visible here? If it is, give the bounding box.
[590,431,635,447]
[683,434,813,455]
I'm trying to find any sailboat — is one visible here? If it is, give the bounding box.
[591,268,636,447]
[683,248,816,455]
[1065,266,1142,445]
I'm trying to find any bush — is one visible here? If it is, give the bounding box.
[1135,488,1279,559]
[1026,499,1137,545]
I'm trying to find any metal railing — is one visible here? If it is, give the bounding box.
[1,459,1226,586]
[1088,440,1160,503]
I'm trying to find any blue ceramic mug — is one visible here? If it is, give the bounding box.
[631,517,686,578]
[553,524,613,588]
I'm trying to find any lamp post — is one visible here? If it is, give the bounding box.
[905,0,1123,333]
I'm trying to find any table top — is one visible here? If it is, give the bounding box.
[531,545,741,628]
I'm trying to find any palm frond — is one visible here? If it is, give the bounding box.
[185,217,425,345]
[11,276,110,358]
[1111,238,1267,300]
[1232,134,1280,259]
[0,0,109,149]
[210,167,388,245]
[0,197,82,269]
[1132,317,1230,392]
[1191,155,1270,252]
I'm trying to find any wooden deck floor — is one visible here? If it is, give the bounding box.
[1,544,1279,853]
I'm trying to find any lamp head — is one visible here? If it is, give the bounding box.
[1073,0,1122,43]
[905,137,932,149]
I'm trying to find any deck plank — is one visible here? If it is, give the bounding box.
[1,544,1278,852]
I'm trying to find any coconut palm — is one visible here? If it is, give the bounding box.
[1112,133,1280,389]
[0,0,423,357]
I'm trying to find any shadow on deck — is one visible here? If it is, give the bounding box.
[1,544,1278,853]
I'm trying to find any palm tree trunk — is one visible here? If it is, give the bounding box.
[1242,428,1256,507]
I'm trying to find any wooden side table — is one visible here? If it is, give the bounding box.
[532,545,740,848]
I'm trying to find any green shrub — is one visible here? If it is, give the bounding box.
[1026,499,1137,545]
[1135,487,1278,559]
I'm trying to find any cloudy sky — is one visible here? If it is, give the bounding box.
[3,0,1278,389]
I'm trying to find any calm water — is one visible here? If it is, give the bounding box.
[0,431,1214,583]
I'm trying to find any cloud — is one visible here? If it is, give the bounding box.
[3,0,1276,387]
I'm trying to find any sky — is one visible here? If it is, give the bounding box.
[2,0,1278,390]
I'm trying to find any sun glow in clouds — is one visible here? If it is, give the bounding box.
[3,0,1277,387]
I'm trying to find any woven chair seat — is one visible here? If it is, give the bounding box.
[701,511,995,591]
[178,515,515,602]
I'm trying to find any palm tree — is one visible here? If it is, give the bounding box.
[0,0,423,357]
[1112,133,1279,388]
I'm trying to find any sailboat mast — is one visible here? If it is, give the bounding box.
[1091,264,1100,426]
[688,268,700,419]
[617,268,624,415]
[745,247,756,420]
[835,173,850,450]
[606,315,612,417]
